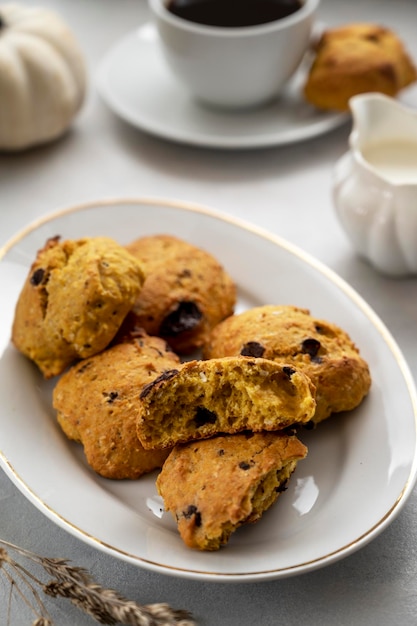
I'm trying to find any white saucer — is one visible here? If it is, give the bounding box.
[96,23,349,150]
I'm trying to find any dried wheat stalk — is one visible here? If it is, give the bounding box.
[0,539,196,626]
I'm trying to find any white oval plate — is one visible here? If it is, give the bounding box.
[96,24,348,150]
[0,198,416,582]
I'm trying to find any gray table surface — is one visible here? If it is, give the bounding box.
[1,1,417,624]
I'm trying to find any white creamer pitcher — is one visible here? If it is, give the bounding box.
[333,93,417,276]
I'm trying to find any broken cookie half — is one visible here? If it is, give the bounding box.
[157,430,307,550]
[136,356,316,450]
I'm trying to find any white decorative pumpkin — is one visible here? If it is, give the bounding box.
[0,3,87,150]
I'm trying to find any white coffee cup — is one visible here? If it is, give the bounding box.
[148,0,320,109]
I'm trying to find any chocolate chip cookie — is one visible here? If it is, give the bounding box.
[125,234,236,354]
[203,305,371,424]
[53,329,180,479]
[157,431,307,550]
[304,23,416,111]
[12,236,145,378]
[136,355,316,449]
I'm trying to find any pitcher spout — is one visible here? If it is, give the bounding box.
[348,92,417,152]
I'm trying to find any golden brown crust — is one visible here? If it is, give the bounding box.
[136,355,316,449]
[157,431,307,550]
[52,330,180,479]
[203,305,371,424]
[304,23,417,111]
[125,235,236,354]
[12,236,145,378]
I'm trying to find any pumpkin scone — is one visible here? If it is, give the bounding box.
[136,356,316,450]
[303,23,417,111]
[125,234,236,354]
[157,431,308,551]
[53,330,180,479]
[203,305,371,425]
[12,236,145,378]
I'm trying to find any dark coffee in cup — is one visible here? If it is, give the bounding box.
[166,0,303,28]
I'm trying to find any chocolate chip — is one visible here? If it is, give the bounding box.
[217,449,225,456]
[194,406,217,428]
[379,63,396,82]
[30,268,45,286]
[276,480,289,493]
[239,461,251,470]
[76,361,92,374]
[301,338,321,358]
[240,341,265,358]
[139,369,179,399]
[183,505,201,527]
[159,301,202,337]
[105,391,118,404]
[283,366,296,379]
[365,33,380,42]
